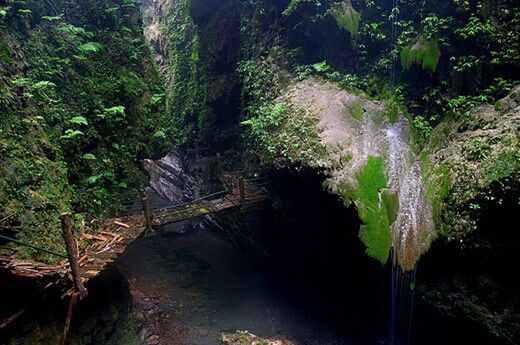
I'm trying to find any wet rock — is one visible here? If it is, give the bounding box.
[221,330,297,345]
[142,152,202,204]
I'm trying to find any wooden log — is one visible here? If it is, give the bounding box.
[113,221,130,229]
[60,213,88,300]
[0,308,27,331]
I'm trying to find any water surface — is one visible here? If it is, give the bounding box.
[118,224,365,345]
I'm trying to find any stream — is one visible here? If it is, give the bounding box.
[118,223,367,345]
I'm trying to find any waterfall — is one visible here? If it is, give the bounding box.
[384,121,426,344]
[389,248,417,345]
[384,120,432,271]
[390,0,399,84]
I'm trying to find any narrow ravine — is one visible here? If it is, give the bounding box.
[1,0,519,344]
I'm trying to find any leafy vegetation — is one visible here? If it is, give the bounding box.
[266,0,520,135]
[400,36,440,72]
[0,0,169,262]
[153,0,212,145]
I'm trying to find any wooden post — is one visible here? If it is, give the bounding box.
[60,213,87,300]
[59,293,78,345]
[239,177,246,206]
[140,189,152,231]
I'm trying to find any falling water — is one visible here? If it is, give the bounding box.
[384,121,427,345]
[389,251,417,345]
[384,121,433,271]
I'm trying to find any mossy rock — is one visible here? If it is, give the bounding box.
[421,86,520,239]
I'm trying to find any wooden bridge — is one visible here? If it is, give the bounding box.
[0,176,270,300]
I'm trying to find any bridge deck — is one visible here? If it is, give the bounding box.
[0,183,269,296]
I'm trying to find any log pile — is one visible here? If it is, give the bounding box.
[0,214,147,294]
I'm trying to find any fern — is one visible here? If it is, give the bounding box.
[82,153,97,160]
[283,0,300,16]
[79,42,103,53]
[70,116,88,126]
[400,36,440,72]
[32,80,56,90]
[42,14,64,22]
[312,61,332,72]
[329,0,361,36]
[100,106,126,119]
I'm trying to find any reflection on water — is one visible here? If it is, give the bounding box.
[118,225,363,345]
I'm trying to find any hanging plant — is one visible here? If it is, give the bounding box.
[400,35,441,72]
[329,0,361,37]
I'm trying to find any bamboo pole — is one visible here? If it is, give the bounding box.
[140,190,152,231]
[60,213,87,300]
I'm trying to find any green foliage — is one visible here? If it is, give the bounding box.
[42,14,64,22]
[153,130,166,139]
[464,138,491,161]
[0,0,168,262]
[82,153,97,160]
[79,42,103,53]
[241,102,288,156]
[401,36,441,72]
[312,61,332,73]
[482,150,520,184]
[421,160,451,235]
[411,115,433,135]
[32,80,56,90]
[329,0,361,36]
[238,47,290,109]
[69,116,88,126]
[451,55,480,73]
[383,100,400,124]
[346,156,391,264]
[60,129,84,140]
[283,0,301,16]
[283,0,322,16]
[101,105,126,119]
[0,41,11,64]
[294,62,366,91]
[158,0,211,144]
[455,16,493,40]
